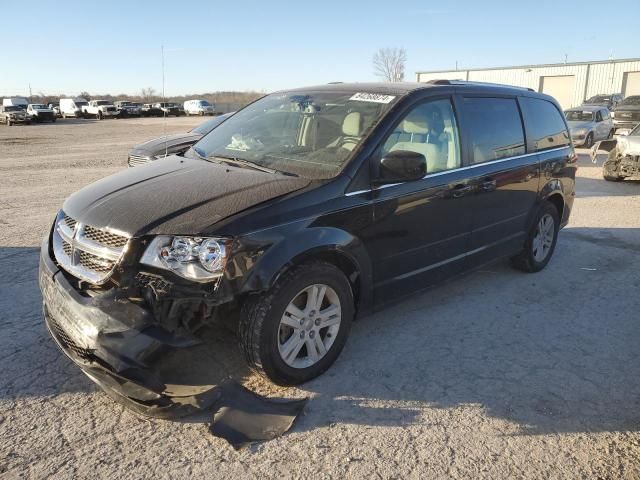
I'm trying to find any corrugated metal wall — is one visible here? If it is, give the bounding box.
[416,60,640,109]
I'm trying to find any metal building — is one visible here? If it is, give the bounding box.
[416,58,640,109]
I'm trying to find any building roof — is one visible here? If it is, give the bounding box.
[416,57,640,75]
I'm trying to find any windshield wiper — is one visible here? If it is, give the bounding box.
[209,154,279,174]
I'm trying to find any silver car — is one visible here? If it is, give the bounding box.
[565,106,615,148]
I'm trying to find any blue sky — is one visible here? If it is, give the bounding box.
[1,0,638,97]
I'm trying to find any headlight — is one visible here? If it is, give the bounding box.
[140,236,229,282]
[571,128,587,136]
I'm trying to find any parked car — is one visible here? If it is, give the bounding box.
[81,100,118,120]
[27,104,56,123]
[153,102,184,116]
[115,101,142,117]
[128,112,233,167]
[60,98,89,118]
[184,99,215,116]
[591,123,640,181]
[611,95,640,133]
[564,106,614,147]
[48,103,62,118]
[0,105,30,125]
[582,93,623,110]
[141,103,164,117]
[40,81,576,414]
[2,97,28,110]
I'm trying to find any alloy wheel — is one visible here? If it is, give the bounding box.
[277,284,342,369]
[532,213,555,262]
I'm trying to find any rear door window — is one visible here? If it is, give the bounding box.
[519,97,570,152]
[460,97,525,164]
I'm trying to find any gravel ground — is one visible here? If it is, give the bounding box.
[1,118,639,479]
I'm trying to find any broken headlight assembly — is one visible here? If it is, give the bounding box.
[140,236,229,282]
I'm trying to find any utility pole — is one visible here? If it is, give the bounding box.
[564,53,568,64]
[28,83,32,101]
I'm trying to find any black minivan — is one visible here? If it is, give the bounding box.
[40,81,576,413]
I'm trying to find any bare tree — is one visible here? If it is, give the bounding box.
[373,48,407,82]
[140,87,157,101]
[79,91,92,101]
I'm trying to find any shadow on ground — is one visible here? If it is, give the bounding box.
[2,227,639,436]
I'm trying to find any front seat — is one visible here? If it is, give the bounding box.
[337,112,362,151]
[390,119,444,173]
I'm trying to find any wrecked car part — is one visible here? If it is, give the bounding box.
[209,380,308,449]
[592,127,640,179]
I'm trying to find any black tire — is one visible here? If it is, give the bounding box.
[239,262,354,385]
[583,132,594,148]
[97,111,103,120]
[608,129,614,139]
[52,117,56,123]
[511,201,560,273]
[6,119,11,126]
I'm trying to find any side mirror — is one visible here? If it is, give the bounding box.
[376,150,427,184]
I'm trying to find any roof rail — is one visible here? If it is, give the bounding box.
[426,79,534,92]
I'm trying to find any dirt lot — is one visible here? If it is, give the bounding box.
[1,117,640,479]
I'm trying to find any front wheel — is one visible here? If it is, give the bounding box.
[511,202,560,273]
[239,262,354,385]
[583,132,594,148]
[608,129,615,139]
[97,111,103,120]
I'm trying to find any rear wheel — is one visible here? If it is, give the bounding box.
[511,202,560,273]
[239,262,354,385]
[97,111,103,120]
[6,119,12,126]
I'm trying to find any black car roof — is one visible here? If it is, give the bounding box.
[278,80,547,100]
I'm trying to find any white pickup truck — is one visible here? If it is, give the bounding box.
[81,100,119,120]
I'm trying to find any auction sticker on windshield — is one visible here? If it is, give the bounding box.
[349,92,396,104]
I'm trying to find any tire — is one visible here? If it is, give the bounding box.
[97,111,103,120]
[511,202,560,273]
[6,119,11,126]
[239,262,354,385]
[608,129,614,139]
[52,117,56,123]
[62,113,66,119]
[583,132,594,148]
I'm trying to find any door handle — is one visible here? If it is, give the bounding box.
[451,184,472,198]
[480,178,497,192]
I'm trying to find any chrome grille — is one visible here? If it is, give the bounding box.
[84,224,128,248]
[128,154,151,167]
[52,212,130,284]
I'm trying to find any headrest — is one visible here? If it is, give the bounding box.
[401,118,429,134]
[342,112,362,136]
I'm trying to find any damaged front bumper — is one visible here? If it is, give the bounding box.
[39,238,228,417]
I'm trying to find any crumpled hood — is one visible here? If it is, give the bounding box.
[614,104,640,112]
[131,133,202,156]
[62,156,311,236]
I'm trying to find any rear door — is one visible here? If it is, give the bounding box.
[456,95,540,266]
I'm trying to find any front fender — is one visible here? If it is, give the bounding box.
[231,224,373,312]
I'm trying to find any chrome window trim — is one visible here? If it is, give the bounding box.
[345,145,570,196]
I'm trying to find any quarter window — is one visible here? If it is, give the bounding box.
[519,97,570,152]
[380,99,461,174]
[461,97,525,164]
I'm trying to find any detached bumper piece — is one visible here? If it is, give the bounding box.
[209,380,308,450]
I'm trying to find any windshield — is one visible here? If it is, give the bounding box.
[619,96,640,106]
[95,101,110,106]
[199,100,211,106]
[119,101,132,106]
[75,101,88,106]
[585,95,610,103]
[191,113,232,135]
[4,106,21,112]
[31,104,46,109]
[193,90,397,179]
[565,110,594,122]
